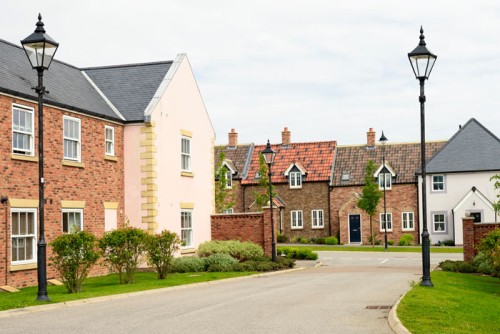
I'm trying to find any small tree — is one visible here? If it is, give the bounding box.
[49,230,100,293]
[215,150,236,213]
[491,174,500,222]
[357,160,383,246]
[99,226,147,284]
[252,153,275,211]
[145,230,181,279]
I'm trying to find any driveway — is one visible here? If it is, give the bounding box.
[0,251,461,334]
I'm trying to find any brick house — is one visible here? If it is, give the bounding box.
[0,37,214,287]
[239,128,336,240]
[0,39,125,287]
[331,128,445,245]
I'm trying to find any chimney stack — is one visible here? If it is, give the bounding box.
[367,128,376,147]
[228,128,238,146]
[282,127,291,145]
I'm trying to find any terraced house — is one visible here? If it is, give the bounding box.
[331,128,445,245]
[0,38,214,288]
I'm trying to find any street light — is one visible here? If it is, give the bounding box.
[21,13,59,301]
[408,26,436,287]
[379,131,388,251]
[262,140,276,262]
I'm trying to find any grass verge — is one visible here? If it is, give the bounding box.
[0,271,254,311]
[279,244,463,253]
[397,271,500,334]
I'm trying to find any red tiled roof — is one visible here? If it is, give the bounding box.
[242,141,336,185]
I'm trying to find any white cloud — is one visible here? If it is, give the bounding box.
[2,0,500,146]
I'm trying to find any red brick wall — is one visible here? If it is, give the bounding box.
[0,94,124,288]
[462,217,499,261]
[331,183,419,245]
[243,182,331,240]
[211,208,276,257]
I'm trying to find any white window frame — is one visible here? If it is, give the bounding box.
[181,210,193,248]
[223,208,234,214]
[181,137,191,172]
[12,104,35,156]
[402,212,415,231]
[432,213,447,233]
[432,175,445,192]
[312,210,324,229]
[380,213,392,232]
[62,209,83,233]
[378,173,392,190]
[289,171,302,189]
[63,116,82,162]
[225,170,233,189]
[105,125,115,156]
[11,208,37,265]
[291,210,303,229]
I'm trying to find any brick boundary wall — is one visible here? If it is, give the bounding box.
[462,217,500,261]
[211,207,277,257]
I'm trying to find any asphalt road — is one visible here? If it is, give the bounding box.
[0,251,462,334]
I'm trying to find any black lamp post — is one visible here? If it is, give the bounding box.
[408,26,436,287]
[21,13,59,301]
[262,140,276,262]
[379,131,388,251]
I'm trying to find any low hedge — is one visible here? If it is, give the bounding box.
[277,247,318,260]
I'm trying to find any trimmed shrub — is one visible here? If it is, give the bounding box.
[170,256,206,273]
[145,230,181,280]
[388,240,395,246]
[398,234,414,246]
[442,239,455,246]
[197,240,264,261]
[315,237,326,245]
[99,227,148,284]
[205,253,239,270]
[277,233,288,243]
[49,230,100,293]
[325,236,338,245]
[277,247,318,260]
[291,236,305,243]
[439,260,477,273]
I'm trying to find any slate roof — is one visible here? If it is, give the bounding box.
[0,39,122,121]
[215,144,254,180]
[332,141,445,186]
[83,62,172,122]
[242,141,336,185]
[426,118,500,173]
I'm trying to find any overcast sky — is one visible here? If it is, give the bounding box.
[2,1,500,146]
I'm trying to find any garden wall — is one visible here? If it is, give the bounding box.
[211,207,277,257]
[462,217,500,261]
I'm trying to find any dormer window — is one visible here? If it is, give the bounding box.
[378,172,392,190]
[289,171,302,188]
[284,162,307,189]
[341,171,350,182]
[226,170,233,189]
[374,161,396,190]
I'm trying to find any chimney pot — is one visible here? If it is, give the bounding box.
[228,129,238,146]
[282,127,291,145]
[367,128,376,147]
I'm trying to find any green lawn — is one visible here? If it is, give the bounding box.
[397,271,500,334]
[279,244,463,253]
[0,271,254,311]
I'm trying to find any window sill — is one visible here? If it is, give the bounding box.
[181,248,196,254]
[9,263,37,272]
[62,160,85,168]
[104,155,118,162]
[312,226,325,230]
[402,229,415,232]
[291,227,304,230]
[289,187,302,190]
[181,171,194,177]
[11,154,38,162]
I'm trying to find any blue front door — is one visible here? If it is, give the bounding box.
[349,214,361,243]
